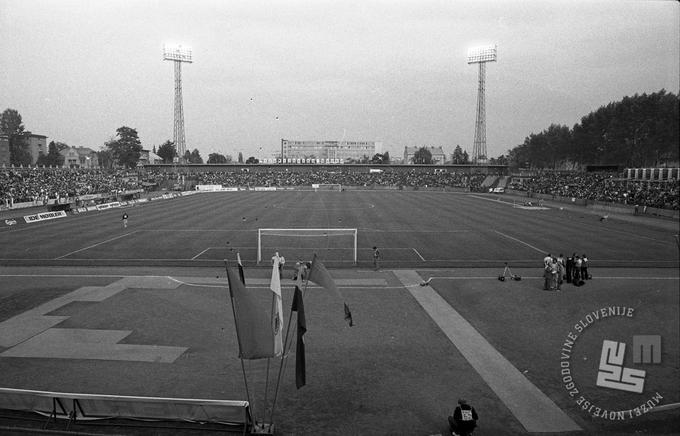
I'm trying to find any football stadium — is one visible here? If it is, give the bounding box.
[2,2,679,435]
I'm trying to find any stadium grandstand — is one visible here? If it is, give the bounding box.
[2,165,679,213]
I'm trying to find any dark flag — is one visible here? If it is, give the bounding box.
[291,286,306,389]
[308,254,354,326]
[236,252,246,285]
[226,264,277,359]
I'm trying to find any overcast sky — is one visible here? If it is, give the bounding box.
[1,0,678,160]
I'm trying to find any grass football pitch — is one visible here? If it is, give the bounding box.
[0,191,678,435]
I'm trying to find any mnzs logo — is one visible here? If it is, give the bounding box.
[596,340,650,393]
[4,219,17,226]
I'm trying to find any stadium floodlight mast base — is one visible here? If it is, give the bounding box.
[257,228,358,264]
[163,43,193,161]
[467,44,497,165]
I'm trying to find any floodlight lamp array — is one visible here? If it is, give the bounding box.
[163,44,193,63]
[467,44,497,64]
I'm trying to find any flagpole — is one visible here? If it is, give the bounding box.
[263,357,271,426]
[262,292,277,425]
[223,260,256,424]
[270,260,311,422]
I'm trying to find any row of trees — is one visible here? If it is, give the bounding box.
[506,90,679,169]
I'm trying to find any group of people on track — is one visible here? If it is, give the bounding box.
[542,253,589,291]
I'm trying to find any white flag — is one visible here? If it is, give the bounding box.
[269,253,284,356]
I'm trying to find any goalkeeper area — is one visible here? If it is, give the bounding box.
[257,228,357,264]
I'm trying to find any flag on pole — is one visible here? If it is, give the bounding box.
[291,286,306,389]
[226,265,277,359]
[270,254,284,356]
[308,254,354,326]
[236,252,245,285]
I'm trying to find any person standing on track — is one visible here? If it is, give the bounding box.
[272,252,285,279]
[372,246,382,271]
[122,212,128,228]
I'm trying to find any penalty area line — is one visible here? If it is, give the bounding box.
[55,231,139,259]
[412,248,426,261]
[494,230,547,254]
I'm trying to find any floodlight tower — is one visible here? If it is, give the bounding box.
[163,44,193,160]
[467,44,497,164]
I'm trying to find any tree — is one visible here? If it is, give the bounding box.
[157,140,177,163]
[207,153,228,164]
[97,147,114,169]
[488,154,508,166]
[1,108,31,166]
[451,145,469,164]
[238,152,243,163]
[245,156,259,164]
[370,152,390,164]
[36,141,65,167]
[106,126,143,168]
[189,148,203,164]
[412,147,433,164]
[505,90,679,168]
[1,109,24,136]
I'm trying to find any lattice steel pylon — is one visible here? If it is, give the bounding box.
[467,45,497,164]
[163,44,193,160]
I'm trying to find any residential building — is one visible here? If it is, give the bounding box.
[403,146,447,164]
[23,133,48,164]
[0,135,9,166]
[139,150,163,165]
[60,146,99,168]
[263,139,381,164]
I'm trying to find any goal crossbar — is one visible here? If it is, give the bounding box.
[312,183,342,191]
[257,228,357,264]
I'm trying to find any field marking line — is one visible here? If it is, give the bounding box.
[0,274,677,283]
[470,194,673,245]
[54,231,139,259]
[412,248,426,261]
[493,230,547,254]
[394,270,581,433]
[191,247,212,260]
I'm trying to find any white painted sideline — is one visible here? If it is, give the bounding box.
[394,270,581,433]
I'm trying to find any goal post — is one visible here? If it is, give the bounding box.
[257,228,357,264]
[312,183,342,192]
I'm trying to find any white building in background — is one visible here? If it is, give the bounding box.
[261,139,382,164]
[60,146,99,168]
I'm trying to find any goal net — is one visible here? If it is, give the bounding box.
[258,228,357,264]
[312,183,342,192]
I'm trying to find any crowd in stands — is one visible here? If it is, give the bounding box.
[193,169,487,190]
[1,168,143,205]
[2,167,678,211]
[508,172,679,210]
